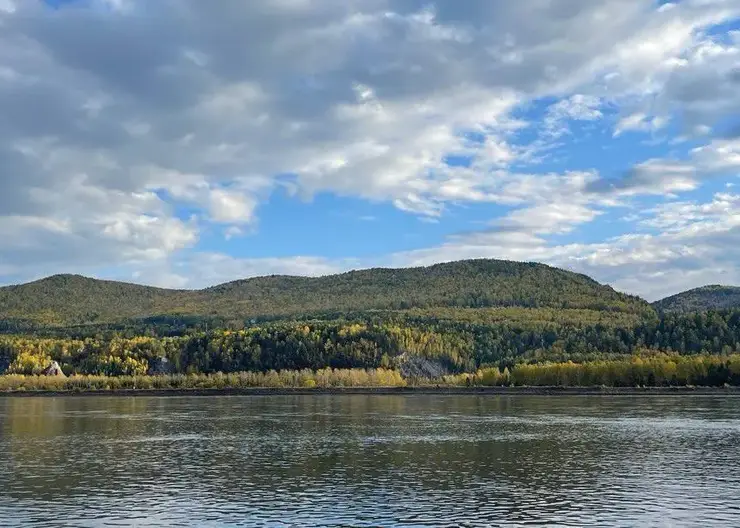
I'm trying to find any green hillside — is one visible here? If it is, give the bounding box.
[201,260,649,316]
[10,261,740,381]
[0,274,188,326]
[0,259,651,328]
[653,285,740,313]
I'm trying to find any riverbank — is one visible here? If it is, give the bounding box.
[2,386,740,397]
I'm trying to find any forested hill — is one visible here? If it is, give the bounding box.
[0,259,650,327]
[654,285,740,314]
[0,274,188,327]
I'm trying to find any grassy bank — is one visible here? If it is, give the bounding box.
[0,368,407,393]
[2,353,740,393]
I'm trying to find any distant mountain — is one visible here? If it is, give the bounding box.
[0,259,651,328]
[653,285,740,314]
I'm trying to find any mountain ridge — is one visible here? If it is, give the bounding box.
[0,259,651,327]
[653,285,740,313]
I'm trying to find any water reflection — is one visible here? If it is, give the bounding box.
[1,395,740,526]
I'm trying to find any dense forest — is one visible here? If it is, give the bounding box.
[0,259,650,327]
[3,309,740,378]
[2,258,740,387]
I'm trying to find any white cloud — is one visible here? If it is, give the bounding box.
[375,191,740,301]
[0,0,14,14]
[207,189,258,224]
[594,160,699,196]
[587,136,740,197]
[614,113,668,137]
[96,0,132,13]
[0,0,739,298]
[692,138,740,172]
[499,202,600,235]
[223,226,244,240]
[609,24,740,138]
[544,94,603,138]
[173,253,353,288]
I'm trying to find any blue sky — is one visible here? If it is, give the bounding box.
[0,0,739,300]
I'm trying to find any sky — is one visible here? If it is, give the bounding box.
[0,0,739,301]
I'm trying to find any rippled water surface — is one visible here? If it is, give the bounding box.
[1,395,740,527]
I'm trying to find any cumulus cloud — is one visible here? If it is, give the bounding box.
[609,22,740,138]
[0,0,739,298]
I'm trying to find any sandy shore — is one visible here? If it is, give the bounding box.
[2,386,739,397]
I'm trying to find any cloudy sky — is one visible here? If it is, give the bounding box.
[1,0,739,300]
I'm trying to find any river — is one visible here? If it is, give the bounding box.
[1,395,739,526]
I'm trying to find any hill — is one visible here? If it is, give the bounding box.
[0,259,651,328]
[0,274,189,326]
[653,285,740,313]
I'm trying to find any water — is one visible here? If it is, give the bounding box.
[1,395,739,527]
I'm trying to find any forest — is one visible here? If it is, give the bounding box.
[2,259,740,388]
[2,308,740,381]
[3,353,739,392]
[0,259,650,327]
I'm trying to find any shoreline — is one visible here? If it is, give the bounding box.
[2,386,740,397]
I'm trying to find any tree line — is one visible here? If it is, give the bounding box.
[2,353,739,391]
[3,309,740,377]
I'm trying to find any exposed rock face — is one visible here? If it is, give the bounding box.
[148,356,175,376]
[41,361,66,377]
[398,355,450,379]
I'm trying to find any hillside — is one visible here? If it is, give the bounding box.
[0,274,189,326]
[0,259,651,328]
[653,285,740,314]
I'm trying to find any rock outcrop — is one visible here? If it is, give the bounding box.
[41,361,66,377]
[398,355,450,379]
